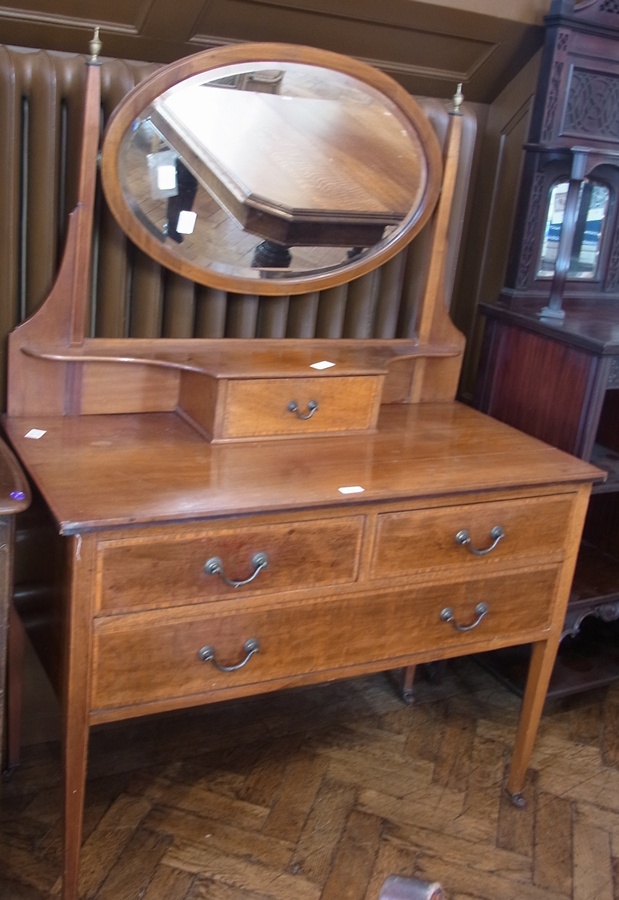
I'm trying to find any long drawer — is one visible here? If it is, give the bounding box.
[96,515,365,613]
[91,566,560,712]
[370,493,574,579]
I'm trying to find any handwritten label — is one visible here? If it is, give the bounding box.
[311,360,335,370]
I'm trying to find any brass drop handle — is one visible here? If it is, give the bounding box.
[204,551,269,588]
[440,602,488,633]
[455,525,504,556]
[287,399,318,419]
[198,637,260,672]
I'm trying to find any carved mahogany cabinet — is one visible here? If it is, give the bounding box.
[3,38,600,900]
[476,0,619,695]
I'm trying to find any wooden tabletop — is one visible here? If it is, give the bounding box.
[151,86,425,225]
[481,298,619,354]
[3,403,603,534]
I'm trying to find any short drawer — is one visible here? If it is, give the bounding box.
[371,493,575,580]
[91,566,559,712]
[96,515,365,613]
[221,375,383,439]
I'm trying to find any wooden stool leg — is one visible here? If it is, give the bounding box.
[5,603,25,775]
[401,665,417,704]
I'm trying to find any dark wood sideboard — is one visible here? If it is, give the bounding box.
[476,298,619,695]
[474,1,619,696]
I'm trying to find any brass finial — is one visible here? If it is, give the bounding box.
[452,82,464,115]
[88,27,102,64]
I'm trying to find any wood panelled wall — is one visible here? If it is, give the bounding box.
[455,52,541,400]
[0,45,479,408]
[0,0,547,103]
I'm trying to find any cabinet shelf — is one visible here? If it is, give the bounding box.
[571,540,619,606]
[475,540,619,699]
[591,443,619,493]
[475,617,619,700]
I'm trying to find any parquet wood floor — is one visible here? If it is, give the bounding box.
[1,658,618,900]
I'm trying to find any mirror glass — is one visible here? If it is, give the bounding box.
[538,179,610,279]
[102,46,441,295]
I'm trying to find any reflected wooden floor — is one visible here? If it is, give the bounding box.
[1,658,619,899]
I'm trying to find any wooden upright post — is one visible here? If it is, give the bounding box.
[409,86,466,403]
[6,31,102,416]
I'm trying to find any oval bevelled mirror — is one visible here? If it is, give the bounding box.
[100,43,442,295]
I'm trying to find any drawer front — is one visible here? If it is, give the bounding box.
[91,566,559,711]
[371,494,575,580]
[97,516,364,613]
[222,375,382,439]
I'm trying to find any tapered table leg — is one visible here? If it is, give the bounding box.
[506,637,558,806]
[62,709,90,899]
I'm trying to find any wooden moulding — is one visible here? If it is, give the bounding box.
[13,336,463,436]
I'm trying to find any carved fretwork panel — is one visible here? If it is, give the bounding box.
[600,0,619,16]
[475,0,619,703]
[515,171,546,291]
[606,208,619,289]
[563,69,619,140]
[541,28,569,142]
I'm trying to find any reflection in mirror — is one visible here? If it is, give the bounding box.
[538,178,610,279]
[116,59,429,285]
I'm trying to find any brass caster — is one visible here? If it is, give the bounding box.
[507,788,526,808]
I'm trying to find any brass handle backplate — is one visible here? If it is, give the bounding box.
[455,525,504,556]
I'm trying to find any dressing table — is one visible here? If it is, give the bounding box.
[3,37,601,900]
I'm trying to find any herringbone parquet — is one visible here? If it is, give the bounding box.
[1,658,618,900]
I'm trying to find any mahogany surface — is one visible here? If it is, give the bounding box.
[475,308,603,459]
[2,403,599,533]
[479,298,619,354]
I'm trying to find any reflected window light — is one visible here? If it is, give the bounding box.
[538,178,610,280]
